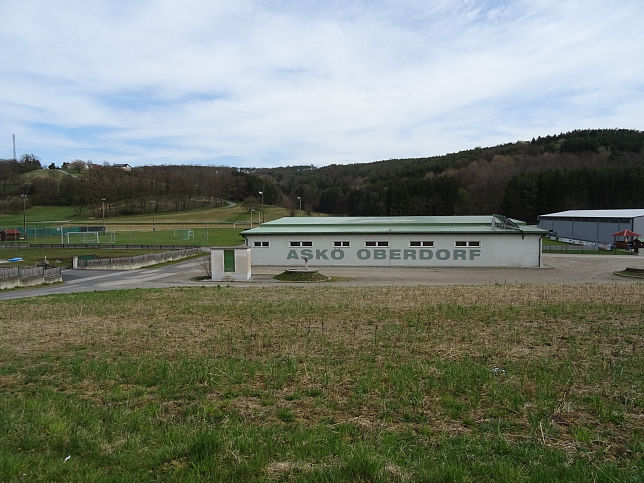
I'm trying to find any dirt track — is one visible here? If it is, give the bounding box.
[245,254,644,286]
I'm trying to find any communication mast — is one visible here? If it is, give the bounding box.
[12,134,16,160]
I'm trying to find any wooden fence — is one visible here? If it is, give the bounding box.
[0,266,62,290]
[73,248,203,270]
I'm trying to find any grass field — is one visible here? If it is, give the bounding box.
[0,227,240,268]
[0,205,285,260]
[10,227,245,248]
[0,204,266,267]
[1,284,642,481]
[0,204,293,227]
[0,205,80,224]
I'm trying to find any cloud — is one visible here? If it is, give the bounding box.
[1,0,643,166]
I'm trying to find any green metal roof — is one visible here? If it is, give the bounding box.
[242,216,547,236]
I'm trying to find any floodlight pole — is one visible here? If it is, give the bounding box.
[150,200,156,232]
[297,196,302,212]
[258,190,264,223]
[101,198,106,231]
[250,208,255,228]
[21,194,27,241]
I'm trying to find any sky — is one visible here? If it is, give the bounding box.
[1,0,643,168]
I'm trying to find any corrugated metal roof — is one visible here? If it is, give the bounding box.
[255,216,495,225]
[242,216,546,236]
[539,209,644,218]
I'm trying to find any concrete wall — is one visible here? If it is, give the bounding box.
[73,248,202,270]
[246,233,543,268]
[211,248,251,281]
[0,266,62,289]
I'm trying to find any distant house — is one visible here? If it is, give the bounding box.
[62,161,88,172]
[86,163,132,171]
[1,229,21,241]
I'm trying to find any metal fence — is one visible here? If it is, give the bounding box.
[542,245,612,254]
[0,226,106,237]
[1,243,197,250]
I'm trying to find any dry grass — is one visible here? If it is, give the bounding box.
[3,283,639,356]
[1,283,642,480]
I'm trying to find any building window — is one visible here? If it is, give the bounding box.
[290,241,312,247]
[366,241,388,247]
[253,241,269,247]
[334,241,350,247]
[410,241,433,247]
[455,241,479,247]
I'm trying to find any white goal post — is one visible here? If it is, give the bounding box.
[173,228,194,240]
[103,231,116,244]
[65,231,100,244]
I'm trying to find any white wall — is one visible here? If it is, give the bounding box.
[634,216,644,237]
[211,248,252,281]
[246,233,542,268]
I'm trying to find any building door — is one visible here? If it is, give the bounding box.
[224,250,235,272]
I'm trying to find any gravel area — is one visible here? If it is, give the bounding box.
[1,254,641,301]
[243,253,644,286]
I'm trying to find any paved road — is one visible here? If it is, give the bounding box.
[0,257,210,300]
[0,254,641,300]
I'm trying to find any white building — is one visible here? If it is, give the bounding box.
[538,209,644,246]
[241,215,547,268]
[210,247,251,281]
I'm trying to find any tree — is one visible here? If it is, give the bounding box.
[242,196,260,212]
[18,154,42,173]
[0,159,19,194]
[31,172,60,205]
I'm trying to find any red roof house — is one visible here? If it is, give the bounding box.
[0,230,21,241]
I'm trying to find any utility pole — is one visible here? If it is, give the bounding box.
[12,134,16,161]
[21,194,27,241]
[101,198,106,231]
[150,200,156,232]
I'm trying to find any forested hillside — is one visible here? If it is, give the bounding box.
[255,129,644,223]
[0,162,273,218]
[1,129,642,221]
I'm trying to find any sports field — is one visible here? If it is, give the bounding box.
[0,204,291,247]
